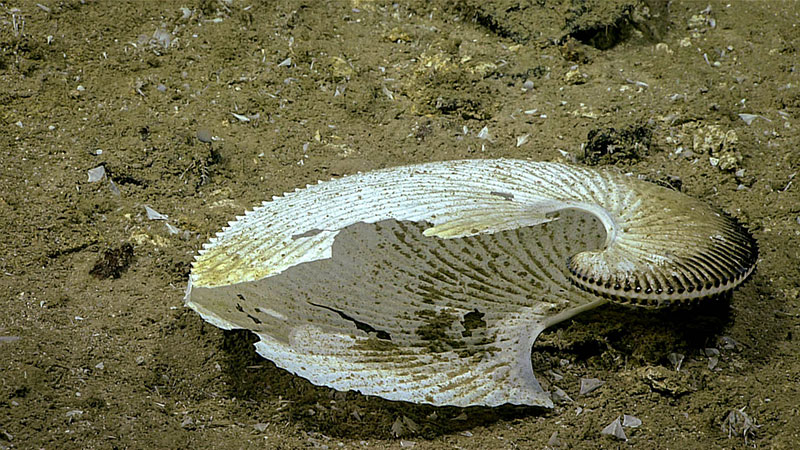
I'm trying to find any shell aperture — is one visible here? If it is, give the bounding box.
[185,159,757,407]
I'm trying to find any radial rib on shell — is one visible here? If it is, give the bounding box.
[186,159,757,407]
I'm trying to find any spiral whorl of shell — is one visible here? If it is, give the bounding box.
[186,159,757,407]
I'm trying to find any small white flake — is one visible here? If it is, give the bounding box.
[516,134,530,147]
[108,180,121,196]
[738,113,770,125]
[88,166,106,182]
[477,126,490,140]
[145,205,168,220]
[278,57,292,67]
[231,112,250,122]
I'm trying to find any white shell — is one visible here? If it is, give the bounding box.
[186,159,757,407]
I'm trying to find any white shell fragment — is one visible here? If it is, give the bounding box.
[668,352,685,371]
[186,159,758,407]
[601,417,627,441]
[144,205,168,220]
[623,414,642,428]
[87,166,106,182]
[579,378,604,395]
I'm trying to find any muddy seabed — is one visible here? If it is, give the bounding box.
[1,0,799,448]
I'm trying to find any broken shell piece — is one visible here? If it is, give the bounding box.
[186,159,758,407]
[552,386,573,404]
[668,352,685,371]
[88,166,106,182]
[579,378,604,395]
[546,431,561,447]
[601,417,627,441]
[738,113,765,126]
[623,414,642,428]
[145,205,168,220]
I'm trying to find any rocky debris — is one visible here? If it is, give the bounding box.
[89,243,134,279]
[582,124,653,165]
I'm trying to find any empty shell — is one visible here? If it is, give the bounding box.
[185,159,757,407]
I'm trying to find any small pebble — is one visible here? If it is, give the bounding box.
[719,336,740,350]
[196,129,213,143]
[522,79,534,91]
[181,416,194,428]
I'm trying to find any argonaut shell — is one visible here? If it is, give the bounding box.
[185,159,757,407]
